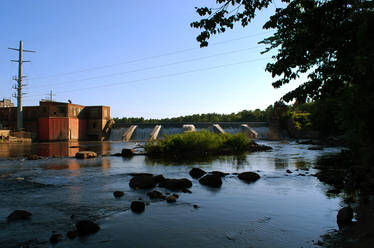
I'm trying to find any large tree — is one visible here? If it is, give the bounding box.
[191,0,374,163]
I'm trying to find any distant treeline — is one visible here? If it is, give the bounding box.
[113,109,269,124]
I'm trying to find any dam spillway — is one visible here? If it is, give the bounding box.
[109,122,270,141]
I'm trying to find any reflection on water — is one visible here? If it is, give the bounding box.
[0,141,113,158]
[0,140,345,248]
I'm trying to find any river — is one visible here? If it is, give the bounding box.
[0,140,343,247]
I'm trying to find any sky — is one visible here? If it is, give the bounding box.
[0,0,301,118]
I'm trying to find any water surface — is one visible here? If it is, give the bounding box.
[0,141,343,247]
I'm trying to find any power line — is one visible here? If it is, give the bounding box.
[31,45,263,89]
[27,31,272,80]
[25,56,271,99]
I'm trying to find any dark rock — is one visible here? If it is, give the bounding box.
[298,173,306,176]
[111,153,122,157]
[238,172,261,183]
[286,169,292,173]
[67,230,78,239]
[337,207,353,228]
[113,191,124,198]
[154,174,166,184]
[129,175,156,189]
[211,171,229,177]
[27,154,42,160]
[7,210,32,222]
[147,190,165,199]
[49,233,63,244]
[130,201,145,213]
[159,178,192,191]
[199,174,222,188]
[172,194,179,199]
[166,195,177,203]
[129,173,153,176]
[182,189,192,193]
[75,151,97,159]
[308,146,324,150]
[189,168,206,179]
[76,220,100,236]
[193,204,199,209]
[121,148,135,157]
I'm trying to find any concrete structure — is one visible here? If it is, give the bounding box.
[183,124,196,132]
[0,99,14,108]
[149,125,162,141]
[0,101,111,141]
[122,125,137,141]
[212,124,226,134]
[241,124,258,139]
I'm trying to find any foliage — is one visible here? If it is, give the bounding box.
[145,130,252,157]
[192,0,374,164]
[113,109,267,124]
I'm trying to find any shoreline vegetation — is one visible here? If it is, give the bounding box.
[144,130,271,159]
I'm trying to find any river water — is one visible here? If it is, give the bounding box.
[0,140,343,248]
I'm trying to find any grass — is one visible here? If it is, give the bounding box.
[144,130,253,158]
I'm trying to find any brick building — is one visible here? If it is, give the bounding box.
[0,101,111,141]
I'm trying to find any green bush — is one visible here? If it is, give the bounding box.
[145,130,252,157]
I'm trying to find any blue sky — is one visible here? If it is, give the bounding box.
[0,0,300,118]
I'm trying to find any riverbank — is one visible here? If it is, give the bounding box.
[314,151,374,247]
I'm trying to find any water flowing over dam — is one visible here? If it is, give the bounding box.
[109,122,270,141]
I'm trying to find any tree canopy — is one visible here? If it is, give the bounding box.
[191,0,374,102]
[192,0,374,163]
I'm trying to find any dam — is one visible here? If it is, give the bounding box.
[109,122,270,141]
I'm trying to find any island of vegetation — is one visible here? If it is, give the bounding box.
[144,130,271,159]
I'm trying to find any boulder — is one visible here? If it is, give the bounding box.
[286,169,292,174]
[158,178,192,191]
[182,189,192,193]
[27,154,42,160]
[189,168,206,179]
[113,191,124,198]
[337,207,353,228]
[121,148,135,157]
[238,172,260,183]
[66,230,78,240]
[154,174,166,184]
[49,234,63,244]
[308,146,324,150]
[76,220,100,236]
[147,190,165,200]
[211,171,229,177]
[131,201,145,213]
[129,175,156,189]
[166,195,177,203]
[199,174,222,188]
[75,151,97,159]
[7,210,32,222]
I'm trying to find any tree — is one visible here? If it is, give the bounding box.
[191,0,374,163]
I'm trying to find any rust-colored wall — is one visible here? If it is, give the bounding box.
[39,118,69,141]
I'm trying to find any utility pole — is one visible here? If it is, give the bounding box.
[48,90,55,101]
[8,41,36,130]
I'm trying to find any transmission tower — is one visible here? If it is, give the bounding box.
[8,41,36,130]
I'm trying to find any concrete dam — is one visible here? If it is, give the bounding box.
[109,122,270,141]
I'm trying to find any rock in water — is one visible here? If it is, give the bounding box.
[131,201,145,213]
[238,172,261,183]
[49,234,63,244]
[75,151,97,159]
[121,148,135,157]
[66,230,78,239]
[337,207,353,228]
[158,178,192,191]
[147,190,165,199]
[166,195,177,203]
[189,168,206,179]
[199,174,222,188]
[76,220,100,236]
[113,191,124,198]
[129,175,156,189]
[7,210,32,222]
